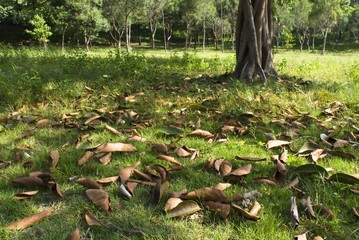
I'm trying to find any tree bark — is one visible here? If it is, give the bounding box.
[234,0,276,82]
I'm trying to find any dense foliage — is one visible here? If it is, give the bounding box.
[0,0,358,51]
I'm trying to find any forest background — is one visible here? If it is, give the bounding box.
[0,0,359,53]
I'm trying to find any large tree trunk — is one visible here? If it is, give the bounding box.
[234,0,277,82]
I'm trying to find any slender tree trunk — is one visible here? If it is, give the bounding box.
[202,20,206,52]
[84,30,90,51]
[213,24,218,50]
[126,23,131,52]
[61,31,65,50]
[162,8,167,51]
[61,25,68,50]
[185,22,192,49]
[138,25,142,46]
[150,20,157,49]
[194,31,198,49]
[221,1,225,53]
[234,0,276,82]
[322,27,329,55]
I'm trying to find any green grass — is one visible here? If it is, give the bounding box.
[0,46,358,240]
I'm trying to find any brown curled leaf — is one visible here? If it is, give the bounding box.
[6,208,53,230]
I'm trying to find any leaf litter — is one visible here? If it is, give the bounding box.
[1,87,358,238]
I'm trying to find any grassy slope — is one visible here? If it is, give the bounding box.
[0,47,358,240]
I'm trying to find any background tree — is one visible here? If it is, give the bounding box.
[234,0,276,82]
[222,0,239,51]
[312,0,345,54]
[144,0,165,49]
[71,0,109,51]
[49,1,74,50]
[103,0,142,52]
[195,0,216,52]
[292,0,312,51]
[25,14,52,48]
[179,0,197,49]
[273,0,295,50]
[348,2,359,44]
[161,0,181,50]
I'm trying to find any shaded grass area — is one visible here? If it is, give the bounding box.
[0,47,358,240]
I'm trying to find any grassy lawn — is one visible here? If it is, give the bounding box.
[0,46,358,240]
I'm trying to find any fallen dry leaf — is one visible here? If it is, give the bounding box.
[167,200,201,218]
[231,203,260,221]
[153,165,169,182]
[205,201,231,220]
[95,143,137,153]
[279,149,288,162]
[294,233,307,240]
[214,159,224,172]
[310,149,326,163]
[6,208,53,230]
[119,161,141,183]
[12,176,46,187]
[153,181,169,204]
[157,154,181,165]
[266,140,292,149]
[97,176,119,184]
[48,150,59,169]
[14,190,39,200]
[219,161,232,177]
[188,129,214,139]
[297,141,322,155]
[99,152,112,165]
[0,161,11,169]
[235,156,267,162]
[133,169,153,182]
[128,135,147,142]
[182,187,227,202]
[76,178,103,189]
[152,142,168,154]
[104,125,121,135]
[164,197,183,212]
[85,210,102,226]
[85,189,111,212]
[214,183,232,191]
[174,147,191,157]
[228,164,252,177]
[50,183,63,198]
[290,197,300,228]
[127,182,138,195]
[84,115,101,125]
[77,151,95,166]
[302,196,316,220]
[74,134,90,148]
[70,228,81,240]
[202,158,215,171]
[253,177,277,186]
[313,203,334,219]
[285,177,300,189]
[352,207,359,220]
